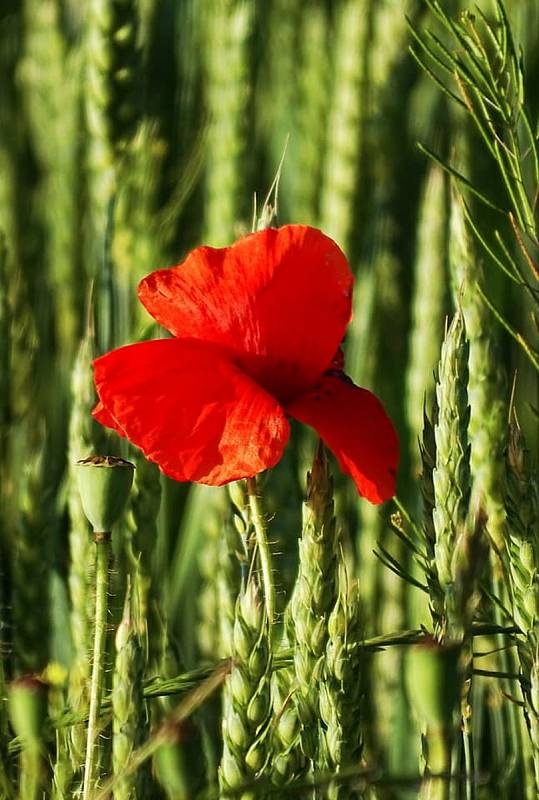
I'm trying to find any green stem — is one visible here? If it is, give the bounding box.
[19,748,41,800]
[245,477,275,631]
[462,709,475,800]
[422,725,452,800]
[533,745,539,799]
[461,639,475,800]
[82,532,111,800]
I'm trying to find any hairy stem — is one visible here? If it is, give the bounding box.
[82,533,111,800]
[246,476,275,631]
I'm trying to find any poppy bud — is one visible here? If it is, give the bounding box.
[75,455,135,532]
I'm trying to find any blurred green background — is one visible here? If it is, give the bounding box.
[0,0,538,795]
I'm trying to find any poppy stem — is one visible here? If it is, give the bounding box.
[245,477,275,630]
[82,532,111,800]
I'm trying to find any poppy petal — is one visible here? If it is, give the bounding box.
[286,374,399,503]
[138,225,353,402]
[93,400,127,438]
[93,339,290,485]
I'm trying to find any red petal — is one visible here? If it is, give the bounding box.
[92,339,290,485]
[92,400,127,438]
[286,374,399,504]
[138,225,353,402]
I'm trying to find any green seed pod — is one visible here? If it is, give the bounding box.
[310,618,327,653]
[238,582,263,631]
[233,513,248,537]
[229,668,251,708]
[311,655,325,684]
[276,705,300,745]
[319,682,333,727]
[245,740,266,773]
[324,723,341,766]
[248,644,267,677]
[247,687,270,727]
[293,612,311,647]
[295,694,314,728]
[514,605,531,633]
[8,675,48,750]
[523,585,539,620]
[273,751,297,782]
[228,480,247,514]
[510,561,529,595]
[220,749,244,789]
[75,455,134,532]
[299,723,318,761]
[532,662,539,718]
[226,708,249,750]
[233,619,254,662]
[521,542,537,573]
[406,640,461,730]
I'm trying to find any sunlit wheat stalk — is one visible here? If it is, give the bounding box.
[319,572,363,800]
[319,0,368,250]
[67,333,97,773]
[203,0,253,245]
[505,421,539,792]
[406,165,448,469]
[219,580,272,797]
[19,0,82,353]
[112,586,149,799]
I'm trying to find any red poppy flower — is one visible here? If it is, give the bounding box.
[92,225,398,503]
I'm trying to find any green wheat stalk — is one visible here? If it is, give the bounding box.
[197,487,241,662]
[269,444,338,786]
[219,579,272,797]
[261,0,301,211]
[196,510,222,662]
[432,311,471,640]
[505,420,539,792]
[422,397,442,604]
[85,0,141,282]
[67,332,99,773]
[111,121,171,337]
[219,499,243,659]
[450,184,518,791]
[112,585,149,799]
[412,0,538,244]
[291,2,330,225]
[203,0,254,245]
[11,437,50,675]
[318,571,363,800]
[286,443,339,775]
[450,189,507,556]
[126,454,162,676]
[319,0,368,250]
[19,0,83,354]
[410,1,539,372]
[405,165,448,470]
